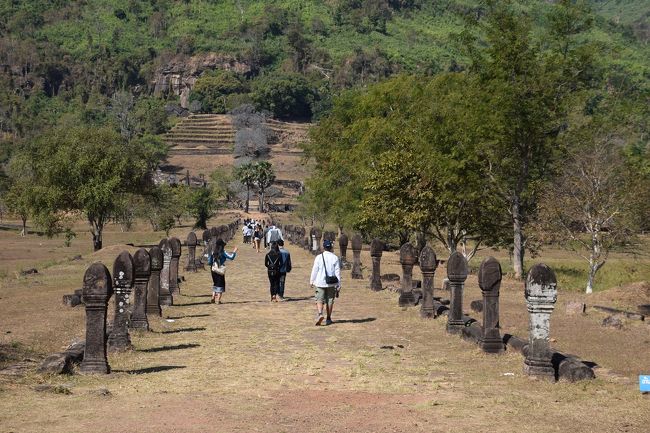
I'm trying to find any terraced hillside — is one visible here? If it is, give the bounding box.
[162,114,313,209]
[165,114,236,156]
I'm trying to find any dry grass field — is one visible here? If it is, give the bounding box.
[1,213,649,432]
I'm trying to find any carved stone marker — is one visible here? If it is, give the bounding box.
[107,251,134,351]
[446,252,468,334]
[311,228,322,254]
[524,263,558,379]
[169,237,182,296]
[147,246,163,317]
[130,248,151,330]
[186,232,197,272]
[419,246,437,318]
[351,234,363,279]
[370,239,384,292]
[159,239,173,306]
[398,243,418,307]
[478,257,504,353]
[79,263,113,374]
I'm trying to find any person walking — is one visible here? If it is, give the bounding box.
[310,239,341,325]
[253,224,262,253]
[266,224,283,246]
[265,241,282,302]
[277,239,292,301]
[208,239,237,304]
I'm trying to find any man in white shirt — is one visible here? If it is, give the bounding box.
[310,239,341,325]
[266,224,283,246]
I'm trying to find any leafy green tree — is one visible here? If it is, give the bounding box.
[133,96,169,135]
[252,73,318,119]
[252,161,275,212]
[17,125,165,250]
[188,186,218,229]
[234,162,256,213]
[463,0,595,278]
[189,71,246,113]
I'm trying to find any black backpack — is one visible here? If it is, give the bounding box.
[267,253,281,276]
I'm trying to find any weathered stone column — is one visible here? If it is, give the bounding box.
[130,248,151,330]
[398,243,418,307]
[147,246,163,317]
[79,263,113,374]
[169,237,181,296]
[159,239,173,306]
[351,234,363,279]
[108,251,134,351]
[370,239,384,292]
[186,232,197,272]
[446,252,468,334]
[419,246,437,319]
[524,263,558,379]
[311,228,322,254]
[478,257,504,353]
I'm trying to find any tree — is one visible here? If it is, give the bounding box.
[188,186,218,229]
[252,73,318,119]
[189,71,246,113]
[464,0,594,278]
[17,125,164,250]
[4,152,34,236]
[252,161,275,212]
[234,162,256,213]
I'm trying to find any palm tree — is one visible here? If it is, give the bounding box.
[234,162,256,213]
[252,161,275,212]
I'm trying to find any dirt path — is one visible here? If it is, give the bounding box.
[1,230,649,432]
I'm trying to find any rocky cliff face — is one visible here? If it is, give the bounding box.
[152,53,250,108]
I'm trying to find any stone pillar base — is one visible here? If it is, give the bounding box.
[524,357,555,378]
[398,292,416,307]
[129,319,149,330]
[479,338,504,354]
[446,321,464,334]
[79,359,110,374]
[160,295,173,306]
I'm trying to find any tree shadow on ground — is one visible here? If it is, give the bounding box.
[284,296,314,302]
[176,301,212,307]
[165,314,212,319]
[160,327,206,334]
[184,294,212,298]
[113,365,186,375]
[220,300,268,304]
[332,318,376,324]
[138,343,200,353]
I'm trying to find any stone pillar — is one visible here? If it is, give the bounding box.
[398,243,418,307]
[524,263,558,379]
[147,246,163,317]
[169,237,181,296]
[446,252,468,334]
[185,232,197,272]
[339,233,349,262]
[478,257,504,353]
[159,239,173,306]
[107,251,134,351]
[311,228,322,254]
[370,239,383,291]
[419,246,437,319]
[130,248,151,330]
[351,234,363,279]
[79,263,113,374]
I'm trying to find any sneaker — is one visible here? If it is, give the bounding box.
[211,298,215,304]
[315,313,324,326]
[325,318,333,326]
[277,296,286,302]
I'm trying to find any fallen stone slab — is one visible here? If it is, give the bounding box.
[381,273,400,282]
[639,304,650,315]
[20,268,38,276]
[601,315,624,329]
[38,341,85,374]
[591,305,644,321]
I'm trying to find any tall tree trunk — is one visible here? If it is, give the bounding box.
[20,216,27,237]
[90,219,103,251]
[258,189,264,212]
[586,231,604,294]
[245,185,250,213]
[512,200,525,280]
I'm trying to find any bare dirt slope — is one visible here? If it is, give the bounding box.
[1,226,649,432]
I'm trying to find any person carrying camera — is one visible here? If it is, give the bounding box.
[309,239,341,326]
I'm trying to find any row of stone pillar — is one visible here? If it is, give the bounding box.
[368,240,560,380]
[80,221,239,374]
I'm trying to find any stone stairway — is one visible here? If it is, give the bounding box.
[164,114,235,155]
[164,114,311,156]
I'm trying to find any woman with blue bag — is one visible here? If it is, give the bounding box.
[208,239,238,304]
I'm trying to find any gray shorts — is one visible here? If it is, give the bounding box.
[212,286,225,293]
[315,286,336,305]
